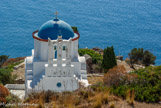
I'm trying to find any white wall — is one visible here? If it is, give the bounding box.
[45,65,74,77]
[25,56,33,70]
[71,40,78,59]
[33,61,47,77]
[35,77,79,92]
[40,42,48,61]
[72,62,81,77]
[34,39,48,61]
[34,39,40,58]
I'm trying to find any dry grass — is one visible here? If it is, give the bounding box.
[126,89,135,105]
[93,99,102,108]
[102,92,109,104]
[92,93,103,108]
[109,102,115,108]
[88,76,103,85]
[92,91,109,108]
[23,76,160,108]
[25,87,110,108]
[52,102,57,108]
[62,94,78,107]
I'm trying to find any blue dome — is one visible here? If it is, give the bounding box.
[38,18,74,40]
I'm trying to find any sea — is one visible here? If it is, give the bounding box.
[0,0,161,65]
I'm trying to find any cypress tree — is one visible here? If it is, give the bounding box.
[102,46,117,72]
[111,46,117,66]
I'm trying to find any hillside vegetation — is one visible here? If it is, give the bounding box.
[22,65,161,108]
[0,47,160,107]
[104,65,161,103]
[79,48,103,64]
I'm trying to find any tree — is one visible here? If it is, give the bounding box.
[0,55,9,68]
[128,48,140,69]
[128,48,156,68]
[143,50,156,67]
[102,46,117,71]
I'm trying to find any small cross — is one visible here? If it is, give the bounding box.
[55,11,58,18]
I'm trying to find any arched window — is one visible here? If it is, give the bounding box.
[54,46,57,50]
[63,46,66,50]
[54,46,57,59]
[55,50,57,59]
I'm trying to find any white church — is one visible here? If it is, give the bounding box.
[25,13,88,95]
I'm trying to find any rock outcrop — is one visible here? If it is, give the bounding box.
[92,47,104,55]
[84,54,102,73]
[84,54,93,73]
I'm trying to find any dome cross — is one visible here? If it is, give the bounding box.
[55,11,58,19]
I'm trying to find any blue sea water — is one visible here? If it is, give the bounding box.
[0,0,161,65]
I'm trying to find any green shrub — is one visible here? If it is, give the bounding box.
[0,68,12,85]
[72,26,78,32]
[6,94,21,103]
[132,66,161,102]
[110,85,129,99]
[109,66,161,102]
[78,49,103,64]
[0,68,17,85]
[91,82,109,92]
